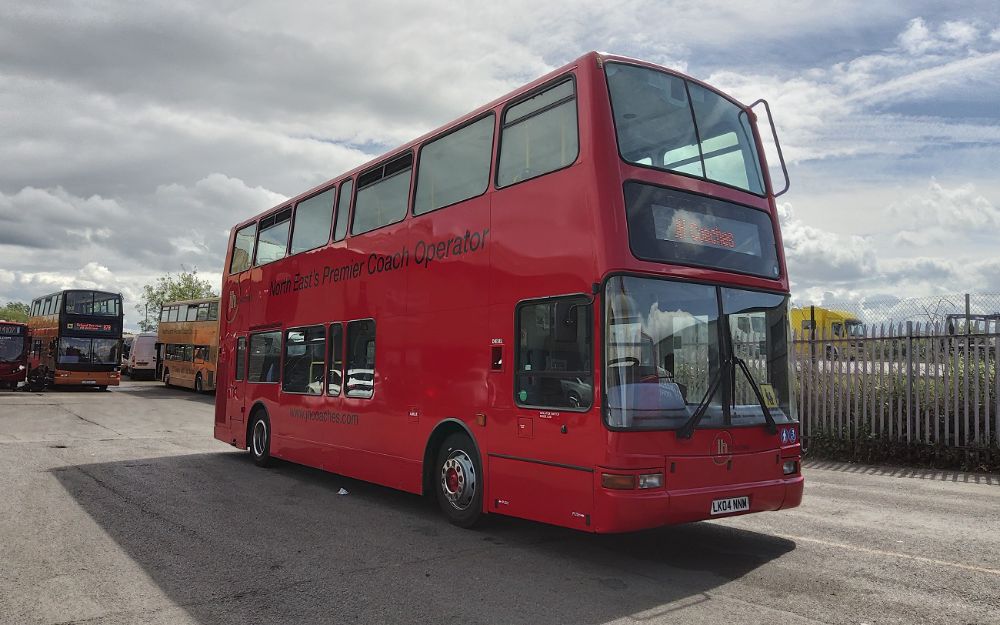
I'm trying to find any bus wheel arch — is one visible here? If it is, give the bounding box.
[423,419,482,497]
[424,419,485,528]
[246,403,271,467]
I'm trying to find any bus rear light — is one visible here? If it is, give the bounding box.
[637,473,663,489]
[783,460,798,475]
[601,473,636,490]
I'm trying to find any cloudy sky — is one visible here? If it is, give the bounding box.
[1,1,999,328]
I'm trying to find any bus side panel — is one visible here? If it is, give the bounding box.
[405,193,492,467]
[488,455,593,531]
[485,157,606,526]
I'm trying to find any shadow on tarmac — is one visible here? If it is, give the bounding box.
[54,451,795,624]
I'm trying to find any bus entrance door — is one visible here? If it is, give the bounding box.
[228,334,248,442]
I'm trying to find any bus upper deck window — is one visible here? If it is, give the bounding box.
[498,79,578,188]
[255,208,292,266]
[230,223,256,274]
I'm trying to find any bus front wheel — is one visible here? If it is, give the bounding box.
[163,369,171,387]
[435,433,483,528]
[194,373,203,393]
[249,411,271,467]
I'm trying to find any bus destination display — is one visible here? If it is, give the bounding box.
[651,204,763,257]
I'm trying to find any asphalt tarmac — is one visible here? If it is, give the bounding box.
[1,381,998,624]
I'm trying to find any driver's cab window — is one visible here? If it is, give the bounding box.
[831,322,843,337]
[515,296,592,409]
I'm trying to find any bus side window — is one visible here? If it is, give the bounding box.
[414,113,494,215]
[345,320,375,399]
[282,326,326,395]
[248,331,281,383]
[255,207,292,266]
[497,78,579,188]
[235,337,246,381]
[515,296,593,410]
[353,154,412,236]
[230,223,256,274]
[290,188,335,254]
[333,179,352,242]
[327,323,343,396]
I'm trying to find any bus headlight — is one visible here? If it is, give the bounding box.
[783,460,798,475]
[637,473,663,489]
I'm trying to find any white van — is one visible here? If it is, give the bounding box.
[124,332,157,380]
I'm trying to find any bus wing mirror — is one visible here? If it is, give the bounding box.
[748,99,790,197]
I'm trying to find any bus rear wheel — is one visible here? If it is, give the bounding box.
[249,411,271,467]
[435,433,483,528]
[194,373,203,393]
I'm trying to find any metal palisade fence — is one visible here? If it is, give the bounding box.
[792,322,1000,459]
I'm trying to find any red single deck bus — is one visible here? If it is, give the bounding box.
[215,52,802,532]
[0,321,28,390]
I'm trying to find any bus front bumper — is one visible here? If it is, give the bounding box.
[592,474,804,533]
[53,370,121,386]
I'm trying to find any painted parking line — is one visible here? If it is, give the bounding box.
[777,533,1000,577]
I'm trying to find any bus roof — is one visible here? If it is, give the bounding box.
[231,51,750,232]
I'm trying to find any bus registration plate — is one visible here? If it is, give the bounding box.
[81,380,96,385]
[710,496,749,515]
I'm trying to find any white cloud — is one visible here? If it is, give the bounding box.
[0,175,284,329]
[1,3,999,331]
[888,179,1000,232]
[777,203,879,288]
[898,18,981,55]
[898,17,937,55]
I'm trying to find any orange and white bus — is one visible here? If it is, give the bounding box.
[157,297,220,392]
[27,290,123,389]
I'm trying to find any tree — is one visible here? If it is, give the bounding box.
[136,269,218,332]
[0,301,30,322]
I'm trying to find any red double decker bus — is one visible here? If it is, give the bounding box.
[215,52,802,532]
[0,321,28,390]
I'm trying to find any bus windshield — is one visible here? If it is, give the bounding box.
[0,335,25,362]
[58,338,120,365]
[605,62,765,194]
[605,276,794,430]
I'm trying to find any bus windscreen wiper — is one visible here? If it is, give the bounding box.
[677,355,777,438]
[677,359,726,439]
[732,355,778,434]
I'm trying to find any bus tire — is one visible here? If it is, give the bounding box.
[163,369,171,387]
[97,385,108,392]
[194,373,203,393]
[435,432,483,528]
[249,410,271,468]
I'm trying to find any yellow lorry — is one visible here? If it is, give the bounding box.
[790,306,865,360]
